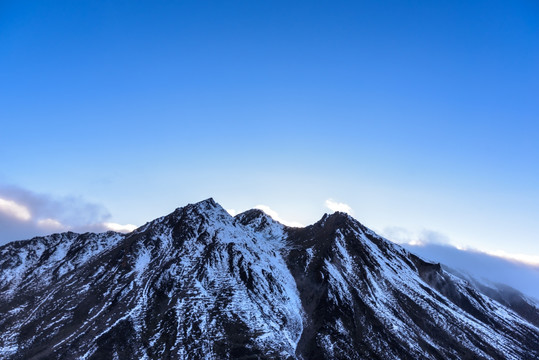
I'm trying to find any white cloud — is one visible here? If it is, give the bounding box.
[103,222,137,233]
[0,185,142,244]
[0,198,32,221]
[324,199,353,215]
[254,205,304,227]
[381,227,450,246]
[226,208,238,216]
[37,218,66,230]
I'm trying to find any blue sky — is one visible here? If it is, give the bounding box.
[1,1,538,271]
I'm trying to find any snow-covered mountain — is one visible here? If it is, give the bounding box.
[1,199,538,359]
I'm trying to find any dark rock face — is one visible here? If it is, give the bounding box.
[0,199,538,359]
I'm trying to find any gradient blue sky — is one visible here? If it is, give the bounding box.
[1,1,538,265]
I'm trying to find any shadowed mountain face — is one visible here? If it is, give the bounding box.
[0,199,538,359]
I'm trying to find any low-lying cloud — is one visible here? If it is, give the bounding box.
[0,185,137,245]
[404,242,539,301]
[381,226,539,300]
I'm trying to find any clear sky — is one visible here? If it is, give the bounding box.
[1,1,538,266]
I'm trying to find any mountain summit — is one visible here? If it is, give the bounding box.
[1,199,538,359]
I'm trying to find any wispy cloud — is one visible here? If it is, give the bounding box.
[0,185,137,245]
[254,205,304,227]
[324,199,353,214]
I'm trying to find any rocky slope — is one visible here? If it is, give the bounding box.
[0,199,538,359]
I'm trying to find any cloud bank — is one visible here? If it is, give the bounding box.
[404,242,539,301]
[381,226,539,300]
[0,185,137,245]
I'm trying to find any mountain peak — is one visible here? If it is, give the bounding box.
[2,198,538,359]
[168,197,229,220]
[314,210,360,230]
[234,208,285,238]
[183,197,220,212]
[194,197,217,207]
[325,210,353,221]
[235,208,266,222]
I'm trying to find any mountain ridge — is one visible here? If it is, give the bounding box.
[1,199,538,359]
